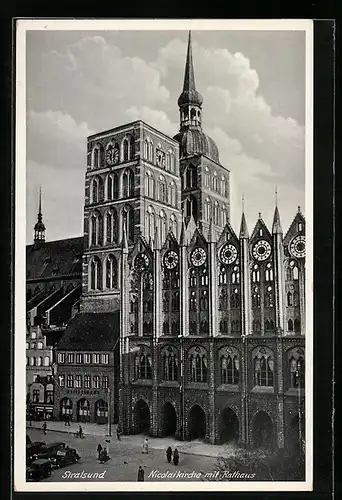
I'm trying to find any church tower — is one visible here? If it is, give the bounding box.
[34,187,46,246]
[174,32,231,240]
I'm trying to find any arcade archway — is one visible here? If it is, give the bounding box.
[252,410,274,449]
[220,407,239,444]
[162,402,177,436]
[188,404,206,440]
[134,399,150,434]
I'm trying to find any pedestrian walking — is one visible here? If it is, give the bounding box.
[173,448,179,466]
[97,444,103,460]
[78,425,83,438]
[116,427,121,441]
[166,446,172,464]
[42,421,47,435]
[137,465,145,481]
[142,438,149,454]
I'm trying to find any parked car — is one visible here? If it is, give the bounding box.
[27,442,46,465]
[36,442,66,460]
[26,459,52,481]
[50,448,80,469]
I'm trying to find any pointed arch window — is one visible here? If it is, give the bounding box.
[265,263,274,281]
[89,256,102,290]
[218,289,227,310]
[135,353,152,379]
[221,204,227,226]
[230,288,240,308]
[287,292,293,306]
[145,170,155,199]
[219,267,227,285]
[186,196,198,220]
[90,211,103,246]
[190,352,207,382]
[252,291,261,308]
[169,213,178,238]
[186,165,197,189]
[146,206,156,242]
[91,176,104,203]
[289,354,305,388]
[189,269,197,288]
[122,169,134,198]
[93,147,100,169]
[189,291,197,311]
[221,176,228,197]
[204,198,211,221]
[294,318,301,333]
[213,201,220,225]
[122,205,134,242]
[252,265,260,282]
[200,290,209,310]
[159,210,167,245]
[169,181,177,206]
[122,135,134,162]
[212,172,218,191]
[288,318,294,331]
[200,268,209,286]
[158,176,167,203]
[221,353,239,384]
[105,209,118,244]
[204,166,210,188]
[253,347,274,387]
[162,349,178,381]
[105,255,118,289]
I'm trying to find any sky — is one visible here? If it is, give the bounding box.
[25,28,307,244]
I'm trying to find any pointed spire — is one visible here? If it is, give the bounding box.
[183,31,196,93]
[177,31,203,108]
[239,212,249,239]
[208,217,216,243]
[272,206,283,234]
[179,214,186,246]
[34,186,46,244]
[121,216,128,253]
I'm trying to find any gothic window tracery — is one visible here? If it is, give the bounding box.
[186,164,197,189]
[189,348,208,382]
[220,348,239,384]
[90,211,103,246]
[122,169,134,198]
[135,352,152,379]
[288,348,305,388]
[253,347,274,387]
[105,209,118,244]
[162,347,178,381]
[89,256,102,290]
[105,254,118,289]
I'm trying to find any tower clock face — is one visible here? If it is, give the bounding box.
[290,235,305,258]
[219,243,237,265]
[252,240,272,262]
[134,253,149,271]
[190,247,207,267]
[163,250,179,270]
[106,146,119,166]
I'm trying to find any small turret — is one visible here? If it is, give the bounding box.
[34,187,45,246]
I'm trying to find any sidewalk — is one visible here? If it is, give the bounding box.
[27,421,234,458]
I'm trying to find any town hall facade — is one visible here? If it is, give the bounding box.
[48,32,306,449]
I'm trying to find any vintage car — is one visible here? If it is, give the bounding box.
[26,442,46,465]
[26,459,52,481]
[50,448,81,469]
[35,442,66,460]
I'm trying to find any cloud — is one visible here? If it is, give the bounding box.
[26,160,84,243]
[124,106,178,138]
[27,110,91,170]
[27,36,170,133]
[26,33,305,241]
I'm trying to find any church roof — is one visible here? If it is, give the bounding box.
[57,312,120,351]
[26,236,84,280]
[173,128,220,163]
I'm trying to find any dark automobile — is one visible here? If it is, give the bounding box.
[26,459,52,481]
[27,442,46,465]
[36,442,66,460]
[50,448,80,468]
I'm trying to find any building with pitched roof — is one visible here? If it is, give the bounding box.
[30,32,306,450]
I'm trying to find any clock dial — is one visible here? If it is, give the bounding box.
[290,235,305,258]
[219,243,237,265]
[106,146,119,166]
[190,247,207,267]
[164,250,179,270]
[134,253,149,271]
[252,240,272,262]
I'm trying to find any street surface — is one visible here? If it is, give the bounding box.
[27,428,219,482]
